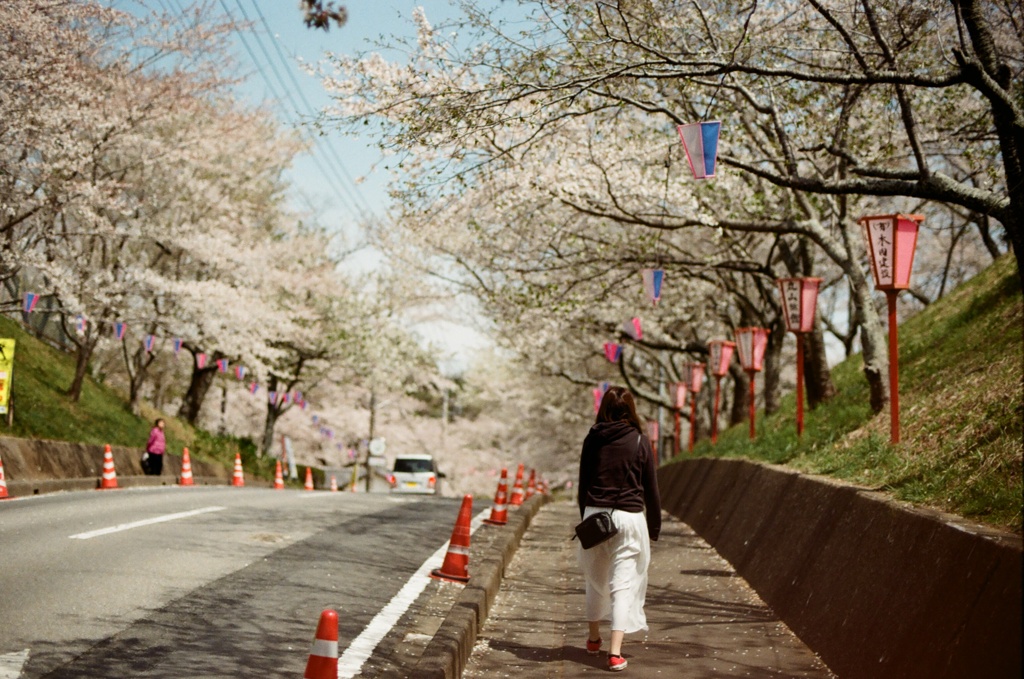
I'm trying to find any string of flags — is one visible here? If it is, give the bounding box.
[18,291,319,418]
[20,293,349,453]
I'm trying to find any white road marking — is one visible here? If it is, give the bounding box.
[69,506,226,540]
[336,508,489,678]
[0,649,29,679]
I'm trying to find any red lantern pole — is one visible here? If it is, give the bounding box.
[711,376,722,444]
[674,406,681,456]
[796,333,805,437]
[688,397,698,453]
[860,213,922,444]
[748,371,756,439]
[887,290,900,443]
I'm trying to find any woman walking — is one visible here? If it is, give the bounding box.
[143,418,166,476]
[577,386,661,672]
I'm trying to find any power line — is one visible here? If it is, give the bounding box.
[214,0,360,218]
[249,1,375,216]
[226,0,372,219]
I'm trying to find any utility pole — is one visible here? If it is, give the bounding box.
[365,389,376,493]
[441,388,449,451]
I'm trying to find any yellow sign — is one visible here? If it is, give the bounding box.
[0,339,14,415]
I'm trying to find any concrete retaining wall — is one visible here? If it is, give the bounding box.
[0,435,231,496]
[658,458,1022,679]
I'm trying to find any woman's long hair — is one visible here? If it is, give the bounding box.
[595,386,643,432]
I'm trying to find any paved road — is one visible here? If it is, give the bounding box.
[0,486,462,678]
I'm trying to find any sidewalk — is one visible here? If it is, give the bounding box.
[463,501,835,678]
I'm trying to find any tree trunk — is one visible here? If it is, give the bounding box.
[126,345,155,416]
[763,317,785,416]
[260,375,281,457]
[848,270,890,413]
[729,365,748,427]
[178,360,218,425]
[68,343,93,402]
[804,321,838,409]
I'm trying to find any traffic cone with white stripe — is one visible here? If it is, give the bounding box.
[483,468,508,526]
[231,453,244,487]
[0,453,9,499]
[509,463,525,506]
[273,460,285,490]
[525,468,537,500]
[304,467,314,491]
[330,475,338,492]
[430,494,473,583]
[303,609,338,679]
[178,447,194,486]
[100,445,118,489]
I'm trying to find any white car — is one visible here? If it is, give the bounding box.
[387,454,444,495]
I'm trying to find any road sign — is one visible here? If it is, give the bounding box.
[0,339,15,416]
[368,438,386,456]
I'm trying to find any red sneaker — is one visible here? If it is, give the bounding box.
[586,637,602,655]
[608,654,627,671]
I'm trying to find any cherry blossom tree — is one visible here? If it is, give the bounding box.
[318,0,1016,417]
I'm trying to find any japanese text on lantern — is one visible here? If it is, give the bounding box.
[868,218,894,286]
[709,343,722,374]
[782,280,801,330]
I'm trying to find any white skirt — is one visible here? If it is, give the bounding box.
[577,506,650,634]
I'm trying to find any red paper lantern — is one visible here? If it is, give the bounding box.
[735,327,769,373]
[777,278,822,333]
[707,339,736,377]
[860,214,923,291]
[687,362,705,393]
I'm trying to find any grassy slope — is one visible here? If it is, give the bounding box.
[672,254,1023,534]
[0,315,281,479]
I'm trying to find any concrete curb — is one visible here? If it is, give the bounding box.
[410,493,552,679]
[5,475,266,497]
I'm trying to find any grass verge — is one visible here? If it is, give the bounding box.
[672,254,1023,534]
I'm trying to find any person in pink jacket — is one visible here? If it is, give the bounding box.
[144,418,166,476]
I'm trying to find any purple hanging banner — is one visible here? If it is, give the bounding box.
[269,390,277,404]
[23,293,38,313]
[235,365,247,380]
[143,335,156,353]
[75,315,87,335]
[603,342,622,363]
[640,269,664,306]
[172,338,182,355]
[216,358,229,374]
[623,317,642,341]
[114,322,127,341]
[248,381,259,394]
[196,353,207,369]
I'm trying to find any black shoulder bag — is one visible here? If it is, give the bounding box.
[573,433,642,549]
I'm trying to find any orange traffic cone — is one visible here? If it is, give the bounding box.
[430,494,473,583]
[273,460,285,489]
[303,609,339,679]
[0,453,8,499]
[179,447,194,486]
[304,467,314,491]
[100,444,118,489]
[525,468,536,499]
[509,463,525,506]
[483,468,508,526]
[231,453,244,487]
[330,475,338,492]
